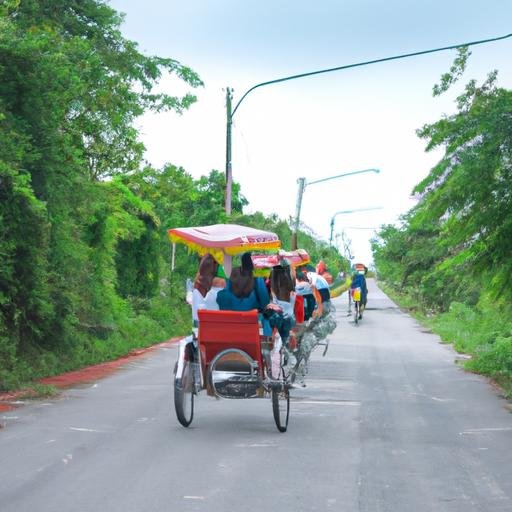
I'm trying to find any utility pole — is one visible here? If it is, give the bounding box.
[225,87,233,215]
[292,177,306,251]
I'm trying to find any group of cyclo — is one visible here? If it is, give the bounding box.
[188,252,338,380]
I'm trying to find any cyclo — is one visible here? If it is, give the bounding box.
[168,223,313,433]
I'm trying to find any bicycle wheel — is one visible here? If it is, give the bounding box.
[272,387,290,433]
[174,360,195,427]
[354,302,359,325]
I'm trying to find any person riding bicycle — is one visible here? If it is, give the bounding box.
[350,265,368,319]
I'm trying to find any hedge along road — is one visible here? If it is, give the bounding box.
[1,279,511,512]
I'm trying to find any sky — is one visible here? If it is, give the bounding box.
[108,0,512,265]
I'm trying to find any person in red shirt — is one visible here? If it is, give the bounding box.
[316,260,333,285]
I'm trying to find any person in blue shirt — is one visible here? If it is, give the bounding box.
[216,252,269,313]
[350,267,368,318]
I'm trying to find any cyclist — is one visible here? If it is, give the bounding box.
[350,265,368,319]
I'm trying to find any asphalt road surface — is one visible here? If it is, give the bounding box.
[1,279,511,511]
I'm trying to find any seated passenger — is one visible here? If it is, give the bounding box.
[241,251,270,311]
[306,267,331,317]
[203,275,226,310]
[270,263,295,319]
[191,253,218,325]
[264,263,296,345]
[216,252,272,339]
[216,253,269,313]
[316,260,334,285]
[295,271,316,320]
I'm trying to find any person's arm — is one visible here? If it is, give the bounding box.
[254,277,270,310]
[311,286,323,317]
[192,288,206,321]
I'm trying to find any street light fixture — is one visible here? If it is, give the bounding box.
[223,33,510,214]
[329,207,383,245]
[292,168,380,249]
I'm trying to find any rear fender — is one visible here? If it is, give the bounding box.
[175,335,204,388]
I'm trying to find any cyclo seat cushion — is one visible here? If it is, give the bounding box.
[197,309,261,366]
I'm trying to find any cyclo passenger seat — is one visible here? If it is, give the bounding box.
[197,309,262,368]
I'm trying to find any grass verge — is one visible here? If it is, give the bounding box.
[0,295,190,393]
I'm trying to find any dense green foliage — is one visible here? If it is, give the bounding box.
[0,1,345,391]
[372,48,512,393]
[0,0,199,390]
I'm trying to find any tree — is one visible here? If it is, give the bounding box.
[0,0,202,388]
[373,48,512,310]
[415,49,512,300]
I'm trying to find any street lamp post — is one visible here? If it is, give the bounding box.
[329,207,383,245]
[225,87,233,215]
[223,34,510,215]
[292,168,380,250]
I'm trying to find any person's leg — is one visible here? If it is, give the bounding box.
[303,294,313,320]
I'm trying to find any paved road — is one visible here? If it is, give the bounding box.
[1,280,511,511]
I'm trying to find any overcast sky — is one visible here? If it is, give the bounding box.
[108,0,512,264]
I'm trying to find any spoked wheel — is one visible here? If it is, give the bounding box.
[272,387,290,433]
[174,360,195,427]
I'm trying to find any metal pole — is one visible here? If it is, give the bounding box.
[294,170,380,249]
[225,87,233,215]
[223,33,510,219]
[292,177,306,250]
[308,168,379,187]
[329,206,383,244]
[329,217,336,246]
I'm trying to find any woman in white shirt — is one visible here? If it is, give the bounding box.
[191,253,218,325]
[266,263,296,345]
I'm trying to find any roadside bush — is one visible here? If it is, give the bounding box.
[0,329,20,391]
[467,336,512,379]
[427,301,507,354]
